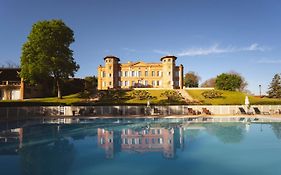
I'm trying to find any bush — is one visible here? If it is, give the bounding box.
[201,90,223,99]
[130,90,153,100]
[160,90,184,102]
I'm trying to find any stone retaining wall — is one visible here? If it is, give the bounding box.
[0,105,280,121]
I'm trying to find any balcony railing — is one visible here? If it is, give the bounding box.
[0,81,21,86]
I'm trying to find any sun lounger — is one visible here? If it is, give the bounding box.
[202,108,211,115]
[253,107,261,115]
[188,108,196,115]
[238,107,247,115]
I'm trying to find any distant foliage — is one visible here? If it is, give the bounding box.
[130,90,153,100]
[215,73,242,91]
[267,74,281,98]
[201,90,223,99]
[184,71,200,87]
[201,78,216,87]
[161,90,183,102]
[84,76,97,93]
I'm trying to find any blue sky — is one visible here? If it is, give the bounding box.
[1,0,281,95]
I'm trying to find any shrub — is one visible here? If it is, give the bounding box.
[130,90,153,100]
[201,90,223,99]
[161,90,184,102]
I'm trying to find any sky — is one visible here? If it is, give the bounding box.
[1,0,281,95]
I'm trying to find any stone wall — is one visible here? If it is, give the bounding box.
[0,105,280,121]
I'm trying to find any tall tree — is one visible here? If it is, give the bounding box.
[215,73,242,91]
[267,73,281,98]
[20,20,79,98]
[184,71,200,87]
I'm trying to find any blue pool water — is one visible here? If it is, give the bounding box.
[0,118,281,175]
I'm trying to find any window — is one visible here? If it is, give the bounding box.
[158,138,163,144]
[157,71,160,76]
[152,71,155,76]
[109,81,112,86]
[119,81,122,86]
[145,71,148,76]
[125,71,128,77]
[157,129,161,134]
[152,80,155,86]
[168,72,171,76]
[175,71,179,77]
[109,73,112,77]
[132,71,135,77]
[156,81,160,86]
[125,81,128,86]
[102,81,106,87]
[102,71,106,77]
[145,138,149,144]
[144,80,148,86]
[100,138,105,144]
[138,71,141,77]
[118,71,121,77]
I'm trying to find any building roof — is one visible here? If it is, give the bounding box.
[121,61,162,67]
[0,68,21,82]
[160,55,177,61]
[104,55,120,62]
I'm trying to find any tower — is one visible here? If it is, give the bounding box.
[98,56,120,90]
[161,56,177,89]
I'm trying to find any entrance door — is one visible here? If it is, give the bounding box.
[11,89,20,100]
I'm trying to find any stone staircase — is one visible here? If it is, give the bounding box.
[176,89,194,102]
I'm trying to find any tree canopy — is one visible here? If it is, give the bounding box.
[184,71,200,87]
[215,73,243,91]
[201,77,216,87]
[20,19,79,98]
[267,73,281,98]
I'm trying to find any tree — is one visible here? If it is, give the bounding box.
[228,71,248,91]
[267,74,281,98]
[215,73,243,91]
[201,78,216,87]
[184,71,200,87]
[20,20,79,98]
[84,76,97,93]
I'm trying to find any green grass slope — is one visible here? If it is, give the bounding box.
[187,90,281,105]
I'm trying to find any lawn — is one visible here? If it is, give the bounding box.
[95,89,178,105]
[187,89,281,105]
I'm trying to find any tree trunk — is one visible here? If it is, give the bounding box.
[56,79,62,99]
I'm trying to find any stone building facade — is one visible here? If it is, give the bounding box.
[97,56,184,90]
[0,68,24,100]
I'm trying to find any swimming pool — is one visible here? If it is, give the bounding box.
[0,118,281,175]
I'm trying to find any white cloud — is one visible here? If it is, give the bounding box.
[242,43,269,52]
[256,58,281,64]
[154,43,270,57]
[153,49,171,55]
[177,44,234,56]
